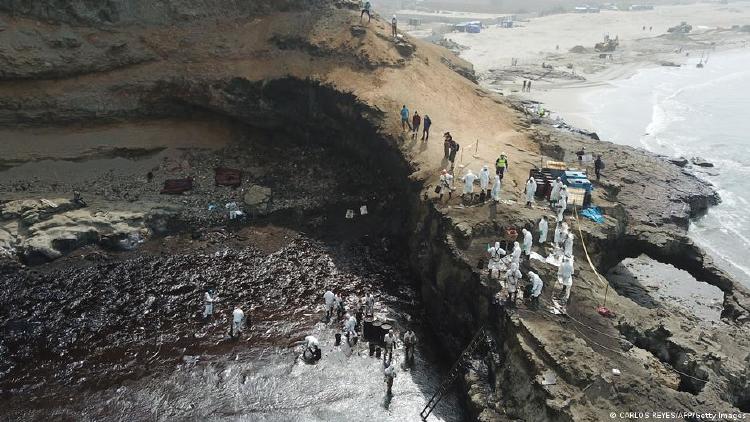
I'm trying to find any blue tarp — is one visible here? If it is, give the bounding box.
[581,207,605,223]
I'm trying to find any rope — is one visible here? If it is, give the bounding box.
[505,291,711,383]
[572,206,610,306]
[522,304,710,383]
[567,208,709,382]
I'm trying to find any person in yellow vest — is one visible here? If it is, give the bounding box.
[495,153,508,179]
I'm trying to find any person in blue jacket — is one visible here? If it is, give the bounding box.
[400,105,410,131]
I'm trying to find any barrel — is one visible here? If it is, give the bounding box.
[380,323,392,344]
[363,317,374,341]
[371,320,383,343]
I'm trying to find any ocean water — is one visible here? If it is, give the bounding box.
[579,50,750,287]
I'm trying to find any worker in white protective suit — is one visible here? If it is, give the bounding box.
[300,335,322,363]
[505,262,522,308]
[556,186,568,222]
[364,292,375,317]
[462,170,478,199]
[491,174,502,202]
[564,232,574,258]
[343,313,357,333]
[334,294,346,319]
[509,241,522,265]
[554,221,564,246]
[344,313,358,345]
[439,169,454,201]
[559,184,569,203]
[525,177,537,207]
[203,289,217,319]
[225,201,244,220]
[487,241,506,278]
[231,305,245,338]
[383,329,396,364]
[550,177,562,205]
[384,362,397,395]
[522,228,533,260]
[538,217,549,245]
[323,290,335,321]
[557,256,574,305]
[528,271,544,310]
[479,165,491,198]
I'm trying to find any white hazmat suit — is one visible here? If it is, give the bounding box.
[550,178,562,202]
[525,177,537,205]
[505,262,521,293]
[538,218,549,244]
[232,307,245,337]
[324,290,335,310]
[439,171,453,196]
[462,170,478,195]
[479,166,491,192]
[203,291,216,318]
[305,335,319,349]
[522,229,532,256]
[510,241,522,265]
[558,258,574,302]
[557,191,568,222]
[344,314,357,335]
[487,242,506,275]
[491,175,502,201]
[529,272,543,298]
[554,223,564,245]
[564,233,574,257]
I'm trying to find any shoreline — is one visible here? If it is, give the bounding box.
[521,46,750,133]
[514,47,750,289]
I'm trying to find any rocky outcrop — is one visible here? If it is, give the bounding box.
[0,198,177,264]
[691,157,714,167]
[243,185,272,216]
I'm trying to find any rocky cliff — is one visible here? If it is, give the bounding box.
[0,0,338,25]
[0,1,748,420]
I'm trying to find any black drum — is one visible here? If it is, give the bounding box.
[371,320,383,343]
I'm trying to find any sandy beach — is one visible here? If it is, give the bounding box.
[442,2,750,127]
[449,2,750,71]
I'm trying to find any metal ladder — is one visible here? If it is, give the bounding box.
[419,326,489,421]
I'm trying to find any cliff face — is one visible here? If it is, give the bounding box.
[0,0,338,25]
[1,2,748,419]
